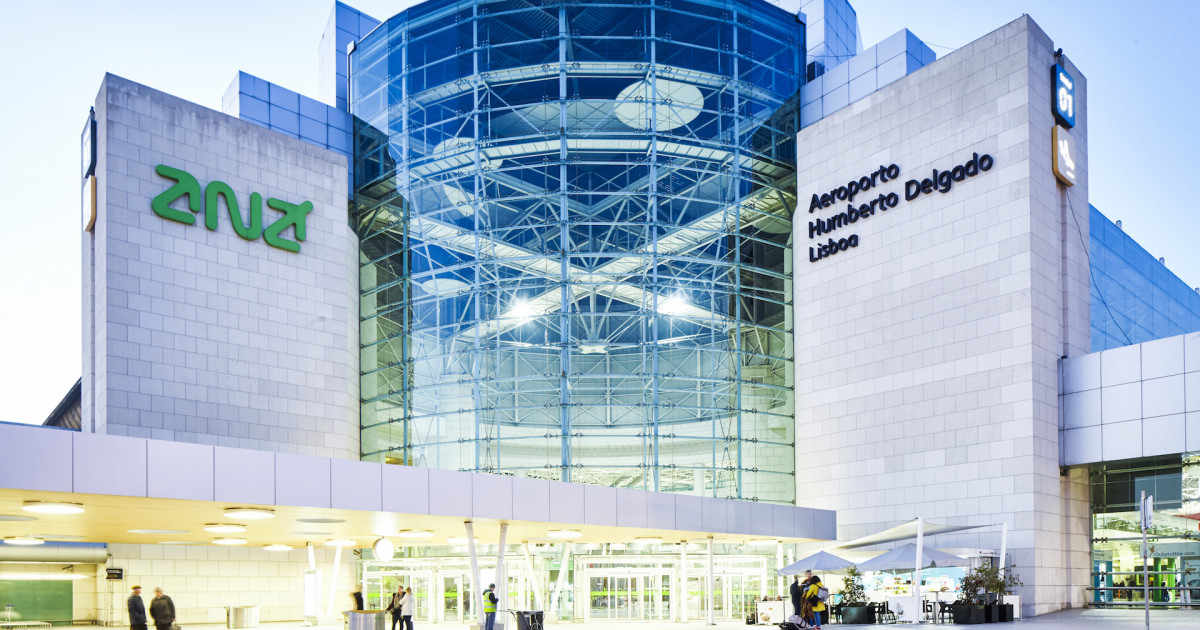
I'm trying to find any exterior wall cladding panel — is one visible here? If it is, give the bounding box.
[351,0,802,503]
[793,17,1091,616]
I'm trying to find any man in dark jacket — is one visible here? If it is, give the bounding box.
[790,575,804,617]
[128,586,147,630]
[149,588,174,630]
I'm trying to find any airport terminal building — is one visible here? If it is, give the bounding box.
[2,0,1199,624]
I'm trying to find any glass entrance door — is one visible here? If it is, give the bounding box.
[365,570,435,622]
[443,575,465,622]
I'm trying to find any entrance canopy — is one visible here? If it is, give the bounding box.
[0,423,835,548]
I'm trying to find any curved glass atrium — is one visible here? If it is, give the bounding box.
[353,0,801,503]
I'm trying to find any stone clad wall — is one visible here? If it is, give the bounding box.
[793,16,1090,615]
[84,74,358,459]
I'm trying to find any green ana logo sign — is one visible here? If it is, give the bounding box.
[151,164,313,252]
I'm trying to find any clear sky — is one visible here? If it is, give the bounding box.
[1,1,1198,424]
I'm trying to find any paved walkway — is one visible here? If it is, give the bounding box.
[176,607,1199,630]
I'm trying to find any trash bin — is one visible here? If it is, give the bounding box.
[346,610,386,630]
[226,606,260,629]
[514,610,543,630]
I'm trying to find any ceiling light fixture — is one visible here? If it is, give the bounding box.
[547,529,582,540]
[223,507,275,520]
[397,529,434,539]
[3,536,45,545]
[21,501,84,514]
[211,538,247,546]
[263,544,293,551]
[203,524,247,534]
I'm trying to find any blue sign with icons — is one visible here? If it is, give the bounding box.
[1054,63,1076,128]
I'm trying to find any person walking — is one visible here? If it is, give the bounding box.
[386,585,406,630]
[483,583,499,630]
[400,586,414,630]
[148,588,174,630]
[805,575,827,630]
[351,585,364,611]
[128,586,147,630]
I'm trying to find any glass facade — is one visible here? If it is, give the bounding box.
[352,0,802,503]
[1088,454,1200,605]
[1090,206,1200,352]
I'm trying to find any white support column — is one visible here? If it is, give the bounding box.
[326,545,343,617]
[496,523,510,613]
[466,522,483,623]
[680,542,689,622]
[549,543,571,619]
[776,541,784,597]
[998,522,1008,580]
[706,536,715,625]
[522,544,544,611]
[914,516,924,624]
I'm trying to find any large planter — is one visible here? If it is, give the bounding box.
[997,604,1013,622]
[983,604,1000,623]
[841,605,875,625]
[950,603,985,625]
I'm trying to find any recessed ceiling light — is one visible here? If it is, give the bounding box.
[22,501,84,514]
[547,529,582,539]
[223,507,274,520]
[0,515,37,522]
[397,529,433,539]
[127,529,191,535]
[263,544,293,551]
[4,536,45,545]
[203,524,247,534]
[325,539,357,547]
[296,518,345,524]
[212,538,247,546]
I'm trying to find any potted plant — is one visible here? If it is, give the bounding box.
[954,562,1023,623]
[951,567,987,625]
[839,565,875,624]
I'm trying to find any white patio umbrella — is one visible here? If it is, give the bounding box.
[856,542,969,571]
[777,550,856,575]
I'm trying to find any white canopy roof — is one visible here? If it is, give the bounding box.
[831,518,990,550]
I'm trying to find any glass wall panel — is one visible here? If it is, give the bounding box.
[353,0,802,503]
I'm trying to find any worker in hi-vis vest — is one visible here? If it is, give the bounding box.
[483,583,498,630]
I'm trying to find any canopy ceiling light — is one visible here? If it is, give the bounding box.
[223,507,275,520]
[3,536,45,545]
[22,501,84,514]
[397,529,434,539]
[547,529,582,539]
[211,538,247,546]
[203,524,247,534]
[263,544,293,551]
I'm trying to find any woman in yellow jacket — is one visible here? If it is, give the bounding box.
[805,576,826,630]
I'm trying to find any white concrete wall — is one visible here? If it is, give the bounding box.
[83,74,358,459]
[793,16,1090,616]
[1062,331,1200,464]
[105,545,355,624]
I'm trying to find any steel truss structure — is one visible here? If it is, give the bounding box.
[352,0,801,503]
